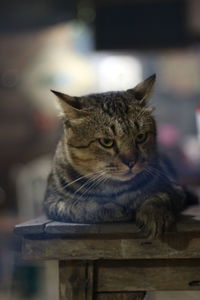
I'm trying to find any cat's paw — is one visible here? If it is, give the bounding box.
[136,205,176,239]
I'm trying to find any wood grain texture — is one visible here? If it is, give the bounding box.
[96,292,146,300]
[97,260,200,291]
[59,261,94,300]
[14,215,51,235]
[44,216,200,236]
[22,231,200,260]
[15,215,200,237]
[45,221,140,236]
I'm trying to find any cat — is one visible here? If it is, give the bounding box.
[44,74,197,238]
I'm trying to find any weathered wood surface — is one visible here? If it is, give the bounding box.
[97,260,200,291]
[14,215,51,235]
[59,261,94,300]
[45,221,140,236]
[96,292,146,300]
[15,215,200,237]
[15,213,200,261]
[22,230,200,260]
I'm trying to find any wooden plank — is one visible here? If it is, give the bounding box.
[45,216,200,235]
[59,261,94,300]
[45,221,140,236]
[97,292,146,300]
[97,260,200,291]
[16,215,200,237]
[14,216,51,235]
[22,231,200,260]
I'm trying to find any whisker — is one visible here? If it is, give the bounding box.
[72,171,106,201]
[143,167,154,178]
[145,165,168,181]
[72,172,104,197]
[77,171,107,201]
[59,170,104,191]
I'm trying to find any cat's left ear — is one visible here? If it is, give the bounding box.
[51,90,89,119]
[127,74,156,105]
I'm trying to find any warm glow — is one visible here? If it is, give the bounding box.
[97,55,142,92]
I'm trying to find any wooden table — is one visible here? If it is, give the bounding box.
[15,215,200,300]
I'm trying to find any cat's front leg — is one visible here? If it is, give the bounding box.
[80,200,132,223]
[44,191,132,223]
[136,192,181,239]
[96,202,132,223]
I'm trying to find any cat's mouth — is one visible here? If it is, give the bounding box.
[108,169,141,181]
[105,162,144,181]
[122,170,139,180]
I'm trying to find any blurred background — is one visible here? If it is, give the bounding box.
[1,0,200,299]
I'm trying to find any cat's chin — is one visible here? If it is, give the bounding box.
[110,171,138,182]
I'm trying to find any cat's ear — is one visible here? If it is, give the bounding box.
[51,90,88,119]
[127,74,156,105]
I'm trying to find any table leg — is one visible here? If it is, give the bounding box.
[59,260,94,300]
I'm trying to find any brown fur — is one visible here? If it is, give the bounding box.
[44,75,192,238]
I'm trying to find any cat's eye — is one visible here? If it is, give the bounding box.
[99,138,114,148]
[136,132,148,144]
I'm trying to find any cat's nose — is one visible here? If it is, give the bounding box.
[127,160,135,169]
[120,155,136,169]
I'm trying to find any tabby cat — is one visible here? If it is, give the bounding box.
[44,74,195,238]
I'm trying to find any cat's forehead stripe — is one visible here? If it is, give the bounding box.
[110,119,139,138]
[134,121,139,130]
[83,91,153,137]
[88,92,130,115]
[111,124,116,136]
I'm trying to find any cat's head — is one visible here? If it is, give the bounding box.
[52,74,157,181]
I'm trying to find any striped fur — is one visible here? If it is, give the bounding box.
[44,75,190,238]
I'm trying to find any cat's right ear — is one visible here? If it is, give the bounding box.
[51,90,88,119]
[127,74,156,105]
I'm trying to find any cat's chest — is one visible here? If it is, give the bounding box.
[95,181,151,207]
[95,173,168,209]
